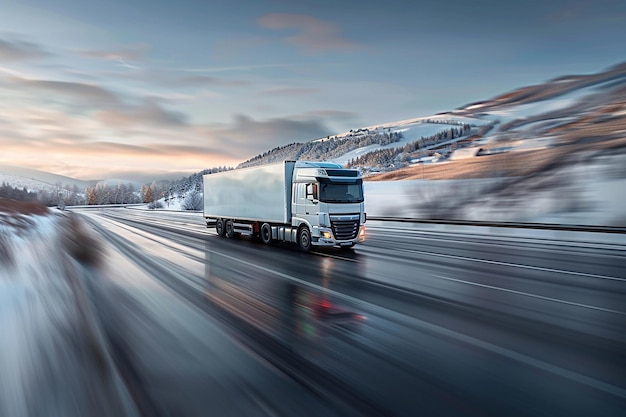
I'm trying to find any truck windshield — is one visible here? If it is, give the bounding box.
[318,179,364,203]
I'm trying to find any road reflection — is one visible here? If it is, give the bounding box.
[203,239,366,356]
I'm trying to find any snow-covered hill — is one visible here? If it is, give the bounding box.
[0,165,92,190]
[361,62,626,226]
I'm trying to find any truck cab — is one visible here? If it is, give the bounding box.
[291,162,366,250]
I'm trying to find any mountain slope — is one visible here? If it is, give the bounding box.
[359,61,626,180]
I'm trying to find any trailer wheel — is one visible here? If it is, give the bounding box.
[260,223,272,245]
[298,226,312,252]
[216,219,225,237]
[225,219,235,239]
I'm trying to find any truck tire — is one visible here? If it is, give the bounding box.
[298,226,312,252]
[216,219,225,237]
[260,223,272,245]
[225,219,235,239]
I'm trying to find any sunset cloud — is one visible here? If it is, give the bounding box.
[171,74,250,88]
[258,13,357,52]
[260,87,320,96]
[214,114,333,150]
[76,43,150,62]
[10,77,122,109]
[0,38,50,62]
[95,102,187,129]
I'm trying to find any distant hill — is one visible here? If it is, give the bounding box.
[0,165,146,206]
[0,164,93,190]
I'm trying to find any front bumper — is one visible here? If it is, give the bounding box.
[312,225,365,247]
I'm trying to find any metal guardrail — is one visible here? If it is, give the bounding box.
[367,217,626,234]
[63,204,626,235]
[63,204,145,210]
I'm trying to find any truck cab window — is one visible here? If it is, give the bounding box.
[317,178,363,203]
[306,183,319,200]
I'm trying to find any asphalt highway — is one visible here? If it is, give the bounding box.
[73,208,626,417]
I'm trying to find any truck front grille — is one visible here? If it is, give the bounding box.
[331,220,359,240]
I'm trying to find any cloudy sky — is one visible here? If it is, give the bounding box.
[1,0,625,182]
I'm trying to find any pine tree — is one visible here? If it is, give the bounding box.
[86,186,97,205]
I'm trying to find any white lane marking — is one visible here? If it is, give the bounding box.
[399,247,626,283]
[367,224,626,251]
[419,316,626,400]
[432,274,626,316]
[394,231,626,260]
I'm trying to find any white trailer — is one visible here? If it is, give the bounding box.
[203,161,366,251]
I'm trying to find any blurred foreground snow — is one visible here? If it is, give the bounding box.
[0,213,138,417]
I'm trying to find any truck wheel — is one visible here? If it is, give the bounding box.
[260,223,272,245]
[225,219,235,239]
[298,226,312,252]
[216,219,225,237]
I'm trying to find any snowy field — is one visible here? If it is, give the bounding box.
[365,154,626,227]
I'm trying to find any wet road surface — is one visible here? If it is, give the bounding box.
[63,209,626,416]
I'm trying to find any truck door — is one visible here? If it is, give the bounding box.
[304,183,319,230]
[293,183,317,227]
[293,183,306,221]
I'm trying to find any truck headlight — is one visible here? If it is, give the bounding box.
[321,231,332,239]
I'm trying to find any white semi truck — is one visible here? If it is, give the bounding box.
[203,160,366,251]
